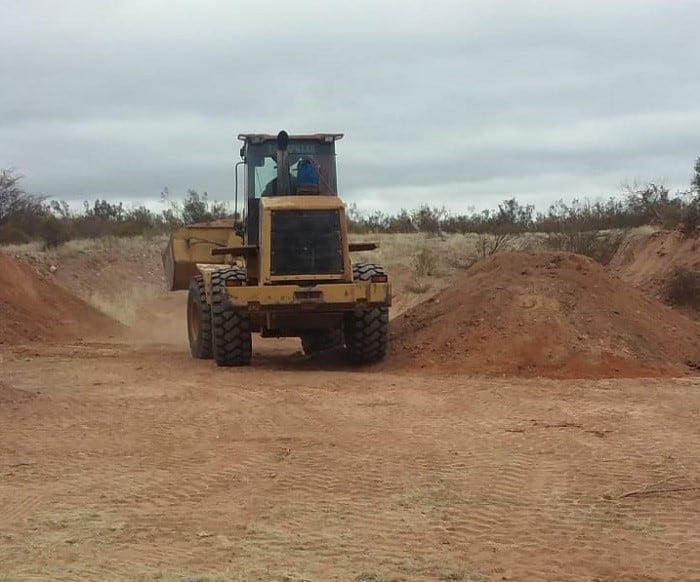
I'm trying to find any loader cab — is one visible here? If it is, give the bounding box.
[237,132,343,246]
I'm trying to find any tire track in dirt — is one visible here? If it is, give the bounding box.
[278,384,697,580]
[2,343,700,580]
[0,490,47,529]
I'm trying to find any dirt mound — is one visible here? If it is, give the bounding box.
[610,228,700,319]
[385,251,700,378]
[0,250,121,344]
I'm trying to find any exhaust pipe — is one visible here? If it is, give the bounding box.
[276,130,291,194]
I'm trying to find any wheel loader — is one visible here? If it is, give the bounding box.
[162,130,391,366]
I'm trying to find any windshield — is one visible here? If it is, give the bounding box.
[245,140,338,198]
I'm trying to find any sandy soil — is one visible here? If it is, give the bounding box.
[2,243,700,581]
[2,313,700,581]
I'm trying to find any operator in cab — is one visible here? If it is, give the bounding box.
[262,156,320,196]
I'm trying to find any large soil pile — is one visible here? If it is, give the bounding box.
[0,250,120,344]
[386,251,700,378]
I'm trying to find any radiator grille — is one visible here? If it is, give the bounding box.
[270,210,344,276]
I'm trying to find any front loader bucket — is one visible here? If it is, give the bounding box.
[162,221,243,291]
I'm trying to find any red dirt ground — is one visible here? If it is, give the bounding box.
[2,340,700,581]
[2,246,700,580]
[387,251,700,378]
[0,250,120,344]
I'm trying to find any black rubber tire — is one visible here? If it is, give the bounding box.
[345,263,389,364]
[187,276,212,359]
[352,262,386,283]
[301,328,344,356]
[211,268,252,367]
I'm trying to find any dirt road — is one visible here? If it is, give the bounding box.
[2,327,699,581]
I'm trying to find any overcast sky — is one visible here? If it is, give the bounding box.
[1,0,699,215]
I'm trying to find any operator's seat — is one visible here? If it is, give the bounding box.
[295,158,320,194]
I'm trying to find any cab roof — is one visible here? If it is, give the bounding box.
[237,133,344,144]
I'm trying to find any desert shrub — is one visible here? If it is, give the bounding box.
[413,246,439,276]
[476,232,511,258]
[546,231,595,255]
[40,216,71,249]
[0,224,30,245]
[161,188,232,225]
[679,198,699,236]
[679,156,700,236]
[0,169,45,225]
[665,267,700,309]
[405,281,431,294]
[545,230,623,265]
[412,205,447,234]
[110,220,151,238]
[4,155,700,244]
[624,183,685,227]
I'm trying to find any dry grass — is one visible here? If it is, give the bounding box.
[413,246,440,276]
[350,233,474,276]
[2,235,169,261]
[405,281,432,294]
[543,229,625,265]
[350,232,549,277]
[3,231,575,283]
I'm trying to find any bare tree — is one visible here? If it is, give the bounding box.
[476,232,511,259]
[0,169,43,225]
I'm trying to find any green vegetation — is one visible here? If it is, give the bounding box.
[347,179,699,237]
[666,266,700,310]
[1,158,698,252]
[0,173,234,248]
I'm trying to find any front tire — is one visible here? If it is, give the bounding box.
[211,268,252,367]
[187,276,212,359]
[345,263,389,364]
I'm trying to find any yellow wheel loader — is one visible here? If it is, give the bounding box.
[162,131,391,366]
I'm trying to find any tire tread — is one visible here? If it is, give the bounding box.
[345,263,389,364]
[211,268,252,367]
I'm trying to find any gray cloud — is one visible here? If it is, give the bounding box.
[2,0,699,214]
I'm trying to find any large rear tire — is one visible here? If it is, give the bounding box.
[345,263,389,364]
[187,275,212,359]
[301,328,344,356]
[211,268,252,367]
